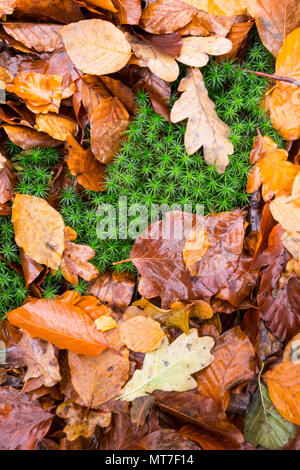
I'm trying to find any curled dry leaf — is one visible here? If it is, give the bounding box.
[35,113,78,141]
[267,28,300,140]
[7,72,64,114]
[90,97,129,164]
[0,386,53,450]
[68,329,130,407]
[120,316,165,353]
[126,32,179,82]
[170,67,233,172]
[248,0,300,56]
[265,362,300,426]
[74,0,117,12]
[60,19,132,75]
[56,401,111,441]
[3,23,63,53]
[7,296,109,356]
[66,134,106,192]
[120,329,214,401]
[95,315,117,332]
[12,193,65,270]
[2,124,61,149]
[61,241,99,285]
[176,36,232,67]
[0,153,15,204]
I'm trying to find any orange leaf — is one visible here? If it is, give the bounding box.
[120,316,165,352]
[7,297,109,356]
[7,72,64,114]
[3,23,63,52]
[66,134,106,192]
[2,125,61,150]
[0,153,15,204]
[183,228,210,270]
[35,113,78,141]
[265,362,300,425]
[0,0,16,16]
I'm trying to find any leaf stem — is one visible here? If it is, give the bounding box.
[242,69,300,87]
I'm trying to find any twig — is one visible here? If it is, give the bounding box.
[242,69,300,87]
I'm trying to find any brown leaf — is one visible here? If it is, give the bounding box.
[65,134,106,192]
[60,19,131,75]
[88,270,135,311]
[68,329,129,407]
[3,23,63,52]
[126,32,179,82]
[180,424,243,450]
[138,429,200,450]
[196,327,255,411]
[12,193,65,269]
[56,401,111,441]
[170,67,233,172]
[113,0,141,25]
[265,362,300,425]
[15,0,83,23]
[100,75,137,114]
[256,224,300,341]
[0,153,14,204]
[2,124,61,149]
[0,0,16,16]
[176,35,232,67]
[283,332,300,362]
[35,113,78,141]
[99,412,148,450]
[182,0,247,16]
[130,395,155,425]
[248,0,300,56]
[7,296,110,356]
[90,97,129,164]
[120,316,165,352]
[218,17,254,60]
[135,29,182,57]
[0,386,53,450]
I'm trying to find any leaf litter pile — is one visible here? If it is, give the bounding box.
[0,0,300,452]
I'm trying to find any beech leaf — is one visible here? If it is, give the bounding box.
[35,113,78,141]
[120,329,214,401]
[170,67,233,172]
[3,23,63,53]
[120,316,165,353]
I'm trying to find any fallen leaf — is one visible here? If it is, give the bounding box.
[267,28,300,140]
[0,0,16,16]
[113,0,141,24]
[120,316,165,353]
[61,241,99,285]
[264,362,300,425]
[0,153,15,204]
[183,0,247,16]
[100,75,137,114]
[170,67,233,172]
[0,386,53,450]
[56,401,111,441]
[7,297,110,356]
[60,19,131,75]
[88,270,135,310]
[3,23,63,52]
[244,382,296,450]
[180,424,242,450]
[12,193,65,270]
[126,32,179,82]
[99,412,148,450]
[139,429,200,450]
[90,97,129,164]
[120,329,214,401]
[81,0,117,12]
[65,133,106,192]
[130,396,155,425]
[2,124,61,149]
[68,329,129,407]
[95,315,117,332]
[176,36,232,67]
[218,17,254,60]
[35,113,78,141]
[15,0,83,23]
[283,333,300,362]
[248,0,300,56]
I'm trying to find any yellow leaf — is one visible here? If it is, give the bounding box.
[120,316,165,353]
[95,315,117,332]
[35,113,78,141]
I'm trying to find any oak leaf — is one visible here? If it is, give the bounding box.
[170,67,233,172]
[90,97,129,164]
[56,401,111,441]
[7,72,64,114]
[35,113,78,141]
[120,329,214,401]
[3,23,63,53]
[61,241,99,285]
[0,153,15,204]
[265,362,300,425]
[176,36,232,67]
[60,19,131,75]
[12,193,65,270]
[120,316,165,353]
[66,134,106,192]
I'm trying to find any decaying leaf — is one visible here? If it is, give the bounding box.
[56,401,111,441]
[88,270,135,310]
[170,67,233,172]
[15,0,83,23]
[60,19,132,75]
[2,124,61,149]
[7,296,110,356]
[0,153,15,204]
[35,113,78,141]
[120,329,214,401]
[244,382,296,450]
[139,428,200,450]
[176,36,232,67]
[265,362,300,426]
[283,333,300,362]
[120,316,165,353]
[90,97,129,164]
[12,193,65,270]
[3,23,63,53]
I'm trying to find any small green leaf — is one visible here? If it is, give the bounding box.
[244,383,296,450]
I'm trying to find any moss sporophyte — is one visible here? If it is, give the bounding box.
[0,34,284,314]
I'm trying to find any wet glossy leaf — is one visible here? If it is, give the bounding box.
[120,316,165,353]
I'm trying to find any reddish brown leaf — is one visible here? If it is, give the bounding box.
[0,386,53,450]
[61,240,99,285]
[3,23,63,53]
[88,270,135,311]
[141,0,200,34]
[219,16,254,61]
[99,412,148,450]
[180,424,242,450]
[2,124,61,150]
[20,248,44,287]
[135,29,182,57]
[7,297,110,356]
[0,153,15,204]
[113,0,141,25]
[138,429,200,450]
[15,0,83,23]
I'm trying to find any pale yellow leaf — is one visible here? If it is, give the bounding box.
[177,36,232,67]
